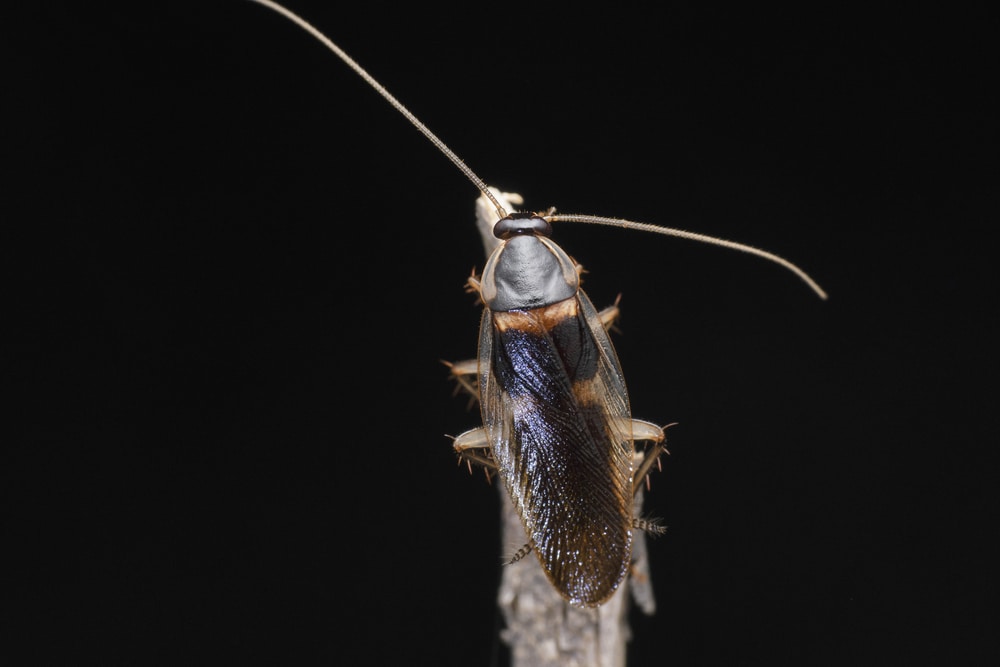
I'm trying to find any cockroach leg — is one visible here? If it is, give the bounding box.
[632,516,667,537]
[597,295,622,335]
[442,358,480,406]
[465,272,482,296]
[506,542,534,565]
[631,420,672,496]
[452,426,497,474]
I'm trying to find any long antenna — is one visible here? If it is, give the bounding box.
[245,0,508,218]
[245,0,827,300]
[551,213,828,300]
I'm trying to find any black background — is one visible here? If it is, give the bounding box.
[6,1,996,664]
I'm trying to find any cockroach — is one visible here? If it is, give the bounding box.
[245,0,827,609]
[447,211,674,607]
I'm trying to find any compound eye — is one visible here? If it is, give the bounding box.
[493,213,552,240]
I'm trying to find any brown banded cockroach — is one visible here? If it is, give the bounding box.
[246,0,827,609]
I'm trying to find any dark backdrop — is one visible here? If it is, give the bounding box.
[6,2,995,664]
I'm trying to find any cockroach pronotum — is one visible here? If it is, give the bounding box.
[245,0,827,609]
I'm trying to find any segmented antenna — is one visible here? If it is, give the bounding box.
[245,0,507,218]
[246,0,827,300]
[550,213,828,300]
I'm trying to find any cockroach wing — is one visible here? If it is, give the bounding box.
[478,288,635,607]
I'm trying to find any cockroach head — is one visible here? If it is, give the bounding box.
[493,213,552,240]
